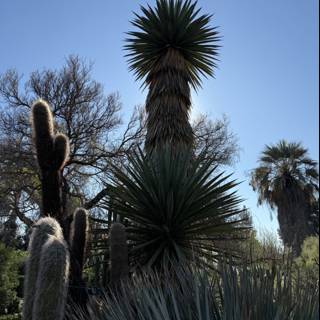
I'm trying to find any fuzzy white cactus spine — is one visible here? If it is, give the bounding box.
[32,236,70,320]
[23,217,63,320]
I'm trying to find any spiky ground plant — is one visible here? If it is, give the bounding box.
[125,0,220,153]
[106,146,248,271]
[68,258,319,320]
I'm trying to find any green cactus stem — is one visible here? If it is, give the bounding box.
[70,208,89,271]
[110,222,129,284]
[31,100,69,224]
[31,99,54,170]
[23,217,63,320]
[32,236,70,320]
[68,208,89,306]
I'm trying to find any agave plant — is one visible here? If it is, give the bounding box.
[125,0,220,153]
[69,258,319,320]
[106,146,248,270]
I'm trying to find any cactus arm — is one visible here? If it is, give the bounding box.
[52,133,69,171]
[31,99,54,170]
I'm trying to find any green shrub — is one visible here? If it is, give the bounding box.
[295,236,319,284]
[0,242,25,315]
[295,236,319,268]
[0,315,21,320]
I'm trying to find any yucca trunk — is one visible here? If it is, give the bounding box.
[145,49,194,153]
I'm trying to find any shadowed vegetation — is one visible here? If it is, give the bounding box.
[250,140,319,255]
[106,146,249,271]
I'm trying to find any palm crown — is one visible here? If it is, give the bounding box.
[251,140,318,208]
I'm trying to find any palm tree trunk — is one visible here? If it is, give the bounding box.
[277,203,314,256]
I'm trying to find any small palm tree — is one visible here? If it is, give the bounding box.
[250,140,319,255]
[125,0,220,153]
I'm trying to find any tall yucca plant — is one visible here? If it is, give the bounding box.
[107,147,248,270]
[125,0,220,153]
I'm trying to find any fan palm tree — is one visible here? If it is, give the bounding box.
[125,0,220,153]
[250,140,319,255]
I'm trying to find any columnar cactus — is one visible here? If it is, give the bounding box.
[30,99,89,305]
[70,208,89,272]
[33,236,70,320]
[68,208,89,304]
[110,222,129,283]
[31,99,69,225]
[28,99,130,315]
[23,217,67,320]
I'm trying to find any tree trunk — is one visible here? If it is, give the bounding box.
[277,202,314,256]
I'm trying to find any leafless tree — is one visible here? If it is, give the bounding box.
[193,113,239,166]
[0,56,145,228]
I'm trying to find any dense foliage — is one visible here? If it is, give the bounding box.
[294,236,319,284]
[0,243,25,315]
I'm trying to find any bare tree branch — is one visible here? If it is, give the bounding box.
[0,55,144,228]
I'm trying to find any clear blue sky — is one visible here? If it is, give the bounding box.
[1,0,319,239]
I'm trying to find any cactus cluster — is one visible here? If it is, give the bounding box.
[31,100,88,283]
[23,210,90,320]
[23,99,129,319]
